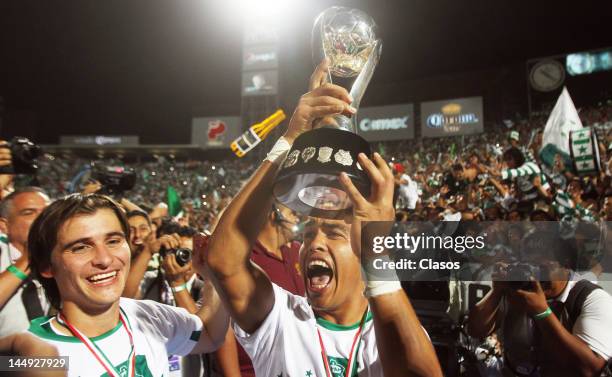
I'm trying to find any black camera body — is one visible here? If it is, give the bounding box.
[506,263,548,290]
[159,246,192,267]
[93,166,136,195]
[0,137,42,174]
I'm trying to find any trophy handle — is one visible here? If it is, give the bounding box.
[349,39,382,115]
[336,39,382,133]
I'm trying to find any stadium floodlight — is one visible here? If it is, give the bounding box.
[225,0,298,21]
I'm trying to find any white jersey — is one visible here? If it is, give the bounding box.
[0,234,49,337]
[28,298,203,377]
[398,174,419,210]
[234,283,383,377]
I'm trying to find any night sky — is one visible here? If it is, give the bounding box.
[0,0,610,144]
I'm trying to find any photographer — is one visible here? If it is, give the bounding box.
[467,230,612,376]
[0,187,50,337]
[124,219,196,302]
[124,217,211,376]
[0,140,13,199]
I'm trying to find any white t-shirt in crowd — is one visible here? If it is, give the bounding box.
[28,298,203,377]
[234,283,383,377]
[0,234,49,337]
[398,174,419,210]
[555,276,612,361]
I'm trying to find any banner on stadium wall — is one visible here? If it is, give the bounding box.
[242,45,278,71]
[191,116,242,149]
[242,70,278,96]
[59,135,139,147]
[420,97,484,138]
[355,104,415,142]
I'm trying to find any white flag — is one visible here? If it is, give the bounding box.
[539,87,583,167]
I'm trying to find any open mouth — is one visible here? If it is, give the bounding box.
[86,271,118,286]
[307,260,334,293]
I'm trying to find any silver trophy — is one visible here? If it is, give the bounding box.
[313,6,382,132]
[274,7,382,218]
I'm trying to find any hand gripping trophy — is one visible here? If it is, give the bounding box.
[274,6,382,219]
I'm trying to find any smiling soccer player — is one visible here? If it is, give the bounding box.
[25,194,228,377]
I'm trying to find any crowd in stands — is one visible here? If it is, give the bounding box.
[0,94,610,377]
[26,100,612,233]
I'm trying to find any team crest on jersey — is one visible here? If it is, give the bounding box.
[326,356,358,377]
[100,355,153,377]
[330,358,346,375]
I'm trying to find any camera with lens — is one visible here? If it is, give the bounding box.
[0,137,42,175]
[93,165,136,195]
[159,246,192,267]
[506,263,546,290]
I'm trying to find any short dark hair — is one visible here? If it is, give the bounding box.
[0,187,48,219]
[157,219,196,239]
[502,147,525,167]
[126,209,151,225]
[28,194,130,310]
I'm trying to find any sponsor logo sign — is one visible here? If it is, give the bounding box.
[192,116,241,148]
[356,104,414,141]
[243,45,278,71]
[420,97,484,138]
[59,135,139,147]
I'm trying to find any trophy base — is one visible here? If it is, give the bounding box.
[273,127,371,219]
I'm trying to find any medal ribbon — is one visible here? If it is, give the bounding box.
[57,308,135,377]
[317,309,368,377]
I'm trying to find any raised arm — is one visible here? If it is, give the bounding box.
[501,161,539,181]
[0,333,65,377]
[339,153,443,377]
[122,233,180,299]
[198,59,354,334]
[190,277,229,354]
[0,253,29,311]
[467,263,510,339]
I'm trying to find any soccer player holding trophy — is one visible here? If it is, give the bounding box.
[202,7,442,377]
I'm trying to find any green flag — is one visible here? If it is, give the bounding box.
[167,186,182,217]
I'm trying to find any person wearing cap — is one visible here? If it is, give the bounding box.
[508,130,537,164]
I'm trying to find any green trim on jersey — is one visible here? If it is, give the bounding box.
[100,354,153,377]
[28,316,123,343]
[189,330,201,342]
[316,311,372,331]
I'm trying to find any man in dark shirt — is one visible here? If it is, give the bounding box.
[442,163,467,197]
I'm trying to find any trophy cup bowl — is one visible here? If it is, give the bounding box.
[274,6,382,219]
